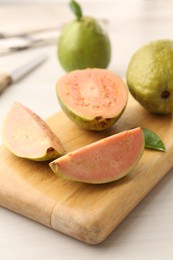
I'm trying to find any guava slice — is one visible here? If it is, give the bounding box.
[56,69,128,131]
[2,102,65,161]
[49,127,144,184]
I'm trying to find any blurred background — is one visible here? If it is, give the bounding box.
[0,0,173,119]
[1,0,143,3]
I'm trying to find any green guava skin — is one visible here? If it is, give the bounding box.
[57,93,127,131]
[30,149,62,162]
[126,40,173,114]
[58,16,111,72]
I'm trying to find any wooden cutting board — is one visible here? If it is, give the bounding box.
[0,95,173,245]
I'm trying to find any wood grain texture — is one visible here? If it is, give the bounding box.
[0,95,173,244]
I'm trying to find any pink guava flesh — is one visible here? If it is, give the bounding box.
[56,69,128,130]
[49,127,144,184]
[2,102,65,161]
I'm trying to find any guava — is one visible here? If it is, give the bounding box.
[49,127,144,184]
[57,0,111,72]
[2,102,65,161]
[126,39,173,114]
[56,68,128,131]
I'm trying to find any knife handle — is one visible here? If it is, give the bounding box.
[0,73,12,94]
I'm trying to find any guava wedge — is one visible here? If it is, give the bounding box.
[49,127,144,184]
[56,69,128,131]
[2,102,65,161]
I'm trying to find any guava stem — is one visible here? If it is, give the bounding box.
[69,0,83,20]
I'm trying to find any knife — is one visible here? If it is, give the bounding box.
[0,54,47,94]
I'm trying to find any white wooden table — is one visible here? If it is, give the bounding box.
[0,1,173,259]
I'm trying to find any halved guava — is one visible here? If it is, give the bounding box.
[56,69,128,131]
[49,127,144,184]
[2,102,65,161]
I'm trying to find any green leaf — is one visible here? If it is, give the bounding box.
[142,128,166,152]
[69,0,83,20]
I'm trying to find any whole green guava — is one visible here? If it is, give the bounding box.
[126,40,173,114]
[57,1,111,72]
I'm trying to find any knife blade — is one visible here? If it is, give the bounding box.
[0,54,47,94]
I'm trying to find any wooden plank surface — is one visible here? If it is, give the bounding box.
[0,95,173,244]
